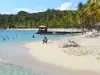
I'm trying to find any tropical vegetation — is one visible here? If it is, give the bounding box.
[0,0,100,28]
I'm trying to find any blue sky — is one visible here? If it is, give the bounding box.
[0,0,87,14]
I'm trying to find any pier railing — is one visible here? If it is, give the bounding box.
[48,28,84,32]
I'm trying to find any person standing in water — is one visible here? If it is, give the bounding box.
[32,35,35,38]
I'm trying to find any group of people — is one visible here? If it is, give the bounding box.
[2,35,17,41]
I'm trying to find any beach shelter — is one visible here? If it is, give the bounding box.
[37,25,48,33]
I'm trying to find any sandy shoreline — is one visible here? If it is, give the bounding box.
[1,43,98,75]
[0,33,100,75]
[24,33,100,74]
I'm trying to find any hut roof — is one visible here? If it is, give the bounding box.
[38,25,47,28]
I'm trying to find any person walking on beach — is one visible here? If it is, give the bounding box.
[43,37,48,44]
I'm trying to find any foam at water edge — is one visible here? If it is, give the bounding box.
[0,58,1,61]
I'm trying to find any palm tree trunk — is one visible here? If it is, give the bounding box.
[93,14,97,29]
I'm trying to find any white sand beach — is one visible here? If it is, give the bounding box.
[24,33,100,74]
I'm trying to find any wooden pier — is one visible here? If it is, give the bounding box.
[36,25,82,35]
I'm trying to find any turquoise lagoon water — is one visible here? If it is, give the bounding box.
[0,30,71,75]
[0,30,72,44]
[0,62,68,75]
[0,62,42,75]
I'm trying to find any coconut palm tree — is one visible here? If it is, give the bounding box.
[88,0,100,6]
[84,0,100,29]
[77,2,86,34]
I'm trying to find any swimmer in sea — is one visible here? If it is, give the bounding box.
[3,38,5,41]
[32,35,35,38]
[13,37,14,39]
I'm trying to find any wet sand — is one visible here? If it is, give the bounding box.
[0,42,100,75]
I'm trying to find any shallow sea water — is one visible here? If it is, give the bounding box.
[0,30,71,75]
[0,30,72,44]
[0,62,59,75]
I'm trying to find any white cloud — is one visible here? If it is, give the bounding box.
[0,12,9,14]
[14,8,46,13]
[14,2,76,14]
[57,2,72,10]
[32,9,46,13]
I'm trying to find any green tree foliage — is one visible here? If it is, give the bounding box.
[0,0,99,28]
